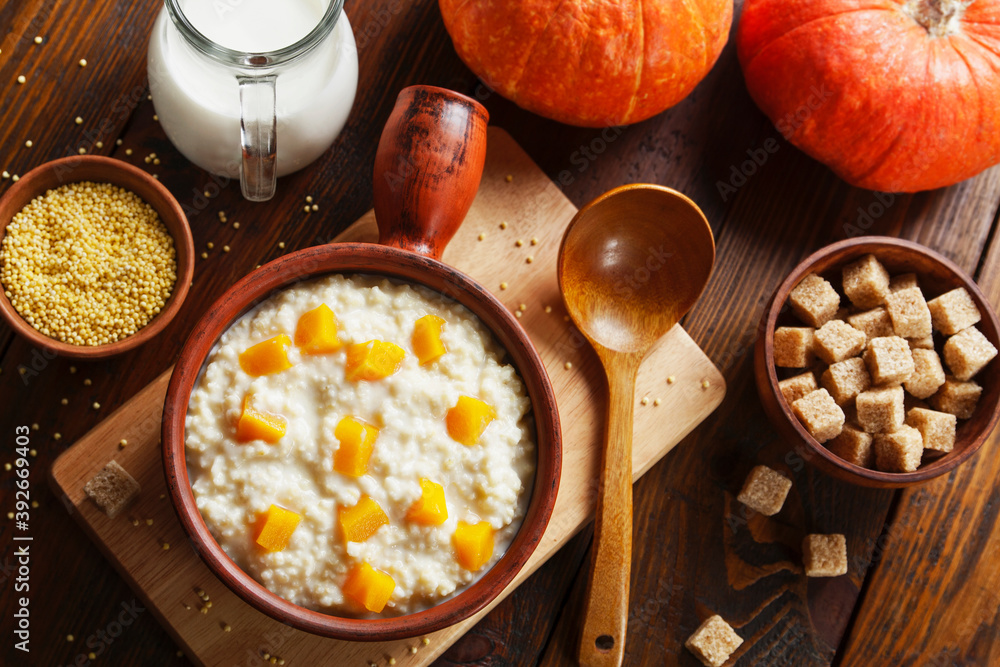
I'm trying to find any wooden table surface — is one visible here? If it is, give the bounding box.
[2,1,999,665]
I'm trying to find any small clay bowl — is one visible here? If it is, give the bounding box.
[0,156,194,359]
[755,236,1000,488]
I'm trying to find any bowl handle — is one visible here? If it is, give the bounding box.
[373,86,489,260]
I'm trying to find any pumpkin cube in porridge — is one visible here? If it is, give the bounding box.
[943,326,997,381]
[779,372,817,404]
[338,495,389,543]
[856,385,904,434]
[889,273,919,293]
[412,314,447,365]
[792,389,844,443]
[848,307,895,344]
[928,287,981,335]
[254,504,301,552]
[235,395,287,443]
[814,320,866,364]
[874,425,924,472]
[802,534,847,577]
[294,304,341,354]
[842,254,890,309]
[406,478,448,526]
[333,416,379,477]
[684,614,743,667]
[343,562,395,613]
[885,287,932,339]
[447,396,497,446]
[737,465,792,516]
[904,349,946,399]
[789,273,840,327]
[453,520,494,571]
[930,377,982,419]
[906,407,957,453]
[345,340,406,381]
[863,336,914,385]
[239,334,293,376]
[821,357,871,405]
[827,425,874,468]
[774,327,815,368]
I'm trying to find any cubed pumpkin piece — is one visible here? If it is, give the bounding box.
[343,562,395,613]
[453,520,494,571]
[338,495,389,542]
[294,304,341,354]
[412,315,447,365]
[333,416,379,477]
[405,479,448,526]
[446,396,496,446]
[236,395,287,443]
[344,340,406,381]
[254,504,301,552]
[239,334,293,376]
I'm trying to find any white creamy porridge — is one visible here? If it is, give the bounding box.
[185,274,536,616]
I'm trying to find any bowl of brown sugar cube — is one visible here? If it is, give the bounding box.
[754,236,1000,488]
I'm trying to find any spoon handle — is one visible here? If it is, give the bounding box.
[579,356,639,667]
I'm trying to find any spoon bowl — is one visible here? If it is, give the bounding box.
[559,184,714,666]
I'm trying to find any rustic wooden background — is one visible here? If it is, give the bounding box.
[2,0,999,665]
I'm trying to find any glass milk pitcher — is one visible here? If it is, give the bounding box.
[148,0,358,201]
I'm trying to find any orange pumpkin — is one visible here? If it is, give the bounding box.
[738,0,1000,192]
[439,0,733,127]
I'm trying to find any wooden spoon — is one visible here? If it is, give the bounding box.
[559,184,715,666]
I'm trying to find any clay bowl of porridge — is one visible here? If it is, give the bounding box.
[161,86,561,641]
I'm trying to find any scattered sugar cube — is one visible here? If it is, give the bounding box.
[802,534,847,577]
[930,377,982,419]
[789,273,840,327]
[821,357,871,405]
[792,389,845,443]
[779,372,818,404]
[904,349,946,399]
[906,407,957,453]
[848,307,895,344]
[684,615,743,667]
[874,424,924,472]
[774,327,815,368]
[856,385,905,434]
[863,336,915,385]
[943,326,997,381]
[889,273,919,293]
[84,461,140,518]
[737,465,792,516]
[908,335,935,351]
[813,320,866,364]
[928,287,981,335]
[842,254,890,309]
[827,424,874,468]
[885,287,932,339]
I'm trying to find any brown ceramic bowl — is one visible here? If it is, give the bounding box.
[0,156,194,359]
[161,87,561,641]
[755,236,1000,488]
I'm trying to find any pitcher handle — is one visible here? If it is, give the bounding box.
[237,74,278,202]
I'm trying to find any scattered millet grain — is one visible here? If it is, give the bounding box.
[79,59,87,67]
[515,239,524,247]
[526,256,534,263]
[84,378,92,386]
[499,221,508,230]
[34,36,43,44]
[640,397,649,406]
[75,116,84,125]
[499,282,508,290]
[564,362,572,370]
[17,75,26,84]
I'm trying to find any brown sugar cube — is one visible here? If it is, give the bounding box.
[908,335,935,351]
[889,273,919,293]
[84,460,141,518]
[842,254,890,309]
[885,287,932,339]
[874,425,924,472]
[863,336,915,385]
[821,357,871,405]
[856,385,905,434]
[802,534,848,577]
[789,273,840,327]
[792,389,845,443]
[737,465,793,516]
[930,377,982,419]
[906,407,957,453]
[684,615,743,667]
[943,326,997,381]
[904,349,946,399]
[774,327,815,368]
[813,320,866,364]
[928,287,981,335]
[847,307,895,344]
[827,425,874,468]
[779,372,818,404]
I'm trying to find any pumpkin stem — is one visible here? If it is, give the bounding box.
[902,0,971,38]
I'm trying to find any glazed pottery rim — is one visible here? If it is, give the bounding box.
[162,242,562,640]
[761,236,1000,485]
[0,155,194,359]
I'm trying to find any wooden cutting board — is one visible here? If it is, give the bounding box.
[49,128,726,666]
